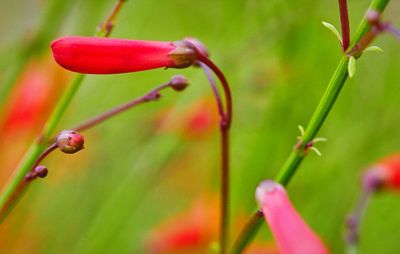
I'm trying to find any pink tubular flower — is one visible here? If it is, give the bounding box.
[51,36,196,74]
[256,180,329,254]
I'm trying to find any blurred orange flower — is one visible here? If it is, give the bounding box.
[146,195,278,254]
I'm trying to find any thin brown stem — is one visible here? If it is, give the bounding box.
[0,143,58,221]
[198,60,231,253]
[97,0,128,37]
[72,83,169,132]
[345,190,373,252]
[384,23,400,41]
[192,52,232,129]
[199,63,225,123]
[219,123,230,254]
[339,0,350,51]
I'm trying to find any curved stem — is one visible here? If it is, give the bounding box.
[0,143,58,222]
[0,0,127,223]
[199,63,225,120]
[229,0,391,252]
[196,53,232,129]
[199,62,231,254]
[72,82,169,132]
[385,24,400,41]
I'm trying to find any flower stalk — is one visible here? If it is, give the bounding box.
[339,0,350,51]
[198,59,231,253]
[70,77,188,133]
[230,0,391,252]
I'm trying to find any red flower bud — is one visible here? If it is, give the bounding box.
[169,75,189,92]
[56,130,85,154]
[365,154,400,190]
[34,165,48,178]
[51,36,196,74]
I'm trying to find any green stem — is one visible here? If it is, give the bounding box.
[39,74,85,142]
[229,0,391,252]
[230,210,264,254]
[276,56,348,185]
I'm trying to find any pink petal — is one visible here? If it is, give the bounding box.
[256,180,329,254]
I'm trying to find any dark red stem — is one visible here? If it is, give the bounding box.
[98,0,127,37]
[199,63,225,122]
[195,54,232,130]
[0,143,58,221]
[71,83,169,132]
[199,61,231,254]
[338,0,350,51]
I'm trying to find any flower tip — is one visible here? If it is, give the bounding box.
[255,180,284,206]
[56,130,85,154]
[169,75,189,91]
[255,180,329,254]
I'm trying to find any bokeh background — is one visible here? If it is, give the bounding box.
[0,0,399,253]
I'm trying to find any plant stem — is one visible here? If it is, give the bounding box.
[97,0,128,37]
[230,210,264,254]
[0,0,126,223]
[199,62,231,254]
[345,189,372,252]
[196,54,232,129]
[0,143,58,221]
[385,24,400,41]
[229,0,391,252]
[71,83,169,132]
[339,0,350,51]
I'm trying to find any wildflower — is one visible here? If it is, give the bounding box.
[256,180,329,254]
[51,36,196,74]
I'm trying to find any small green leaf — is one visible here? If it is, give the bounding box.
[363,45,384,53]
[322,21,342,43]
[348,56,356,78]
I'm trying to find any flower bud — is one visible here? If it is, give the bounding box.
[56,130,84,154]
[365,154,400,191]
[169,75,189,91]
[34,165,48,178]
[256,180,329,254]
[51,36,197,74]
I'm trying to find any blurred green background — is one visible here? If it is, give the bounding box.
[0,0,399,253]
